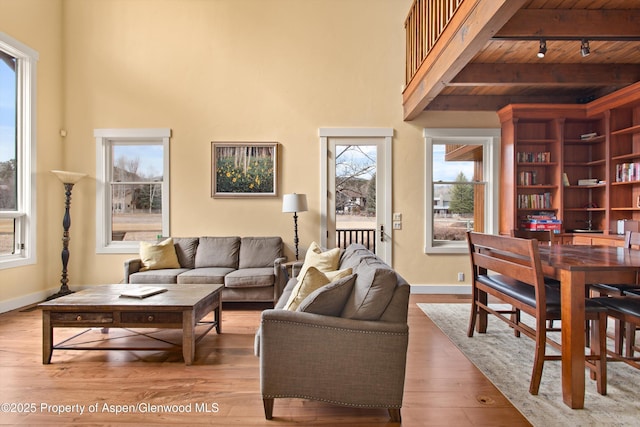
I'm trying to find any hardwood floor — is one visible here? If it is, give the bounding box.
[0,294,530,426]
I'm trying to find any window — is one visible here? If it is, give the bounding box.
[95,129,171,253]
[0,33,38,268]
[424,128,500,254]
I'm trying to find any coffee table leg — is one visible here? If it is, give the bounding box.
[215,298,221,334]
[183,309,195,365]
[42,311,53,364]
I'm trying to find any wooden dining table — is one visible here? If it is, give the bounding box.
[537,244,640,409]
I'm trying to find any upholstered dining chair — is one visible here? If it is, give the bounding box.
[589,231,640,355]
[590,296,640,369]
[466,232,608,395]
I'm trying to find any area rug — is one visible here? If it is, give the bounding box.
[418,303,640,427]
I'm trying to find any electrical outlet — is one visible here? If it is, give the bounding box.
[457,272,465,282]
[393,221,402,230]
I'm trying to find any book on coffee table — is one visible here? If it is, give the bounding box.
[120,286,167,299]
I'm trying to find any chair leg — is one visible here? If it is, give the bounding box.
[467,292,478,338]
[529,321,547,395]
[263,398,274,420]
[591,312,607,395]
[625,322,636,358]
[388,408,401,423]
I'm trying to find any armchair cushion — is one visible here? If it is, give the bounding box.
[139,238,180,271]
[297,274,356,316]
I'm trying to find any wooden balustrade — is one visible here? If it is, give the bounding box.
[404,0,464,85]
[336,228,376,253]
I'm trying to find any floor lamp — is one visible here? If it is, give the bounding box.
[282,193,308,260]
[47,170,86,300]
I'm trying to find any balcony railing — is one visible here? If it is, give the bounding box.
[336,228,376,253]
[405,0,464,85]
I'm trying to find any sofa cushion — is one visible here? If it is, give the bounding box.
[341,257,398,320]
[284,267,352,311]
[177,267,234,284]
[297,274,356,316]
[129,268,189,284]
[173,237,199,269]
[298,241,341,279]
[139,238,180,271]
[239,237,282,268]
[338,243,375,271]
[195,236,240,268]
[225,267,275,288]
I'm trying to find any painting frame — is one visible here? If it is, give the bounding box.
[211,142,278,198]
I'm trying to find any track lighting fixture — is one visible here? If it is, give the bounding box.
[580,39,590,57]
[537,39,547,58]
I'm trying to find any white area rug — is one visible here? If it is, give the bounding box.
[418,303,640,427]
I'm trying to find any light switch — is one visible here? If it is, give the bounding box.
[393,221,402,230]
[393,213,402,221]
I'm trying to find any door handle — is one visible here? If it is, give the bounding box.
[380,224,384,242]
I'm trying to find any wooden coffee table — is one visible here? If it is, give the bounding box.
[38,283,223,365]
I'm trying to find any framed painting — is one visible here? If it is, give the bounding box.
[211,142,278,197]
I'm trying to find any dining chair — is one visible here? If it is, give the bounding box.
[466,231,608,395]
[589,231,640,356]
[590,295,640,369]
[511,229,560,329]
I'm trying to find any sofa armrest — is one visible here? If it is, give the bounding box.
[273,257,287,302]
[258,309,409,407]
[123,258,143,284]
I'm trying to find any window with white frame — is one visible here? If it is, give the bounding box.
[95,129,171,253]
[424,128,500,254]
[0,33,38,269]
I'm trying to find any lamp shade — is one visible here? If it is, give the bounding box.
[282,193,308,213]
[51,170,86,184]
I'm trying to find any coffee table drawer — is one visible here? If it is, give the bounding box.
[50,312,114,324]
[121,311,182,324]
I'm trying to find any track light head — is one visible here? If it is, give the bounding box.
[581,39,590,57]
[537,39,547,58]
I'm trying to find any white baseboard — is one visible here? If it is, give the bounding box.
[0,285,94,314]
[410,284,471,295]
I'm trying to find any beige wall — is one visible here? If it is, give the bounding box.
[0,0,501,311]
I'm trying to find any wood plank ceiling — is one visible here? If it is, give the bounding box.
[402,0,640,119]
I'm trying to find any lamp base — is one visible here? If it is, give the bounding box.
[46,287,74,301]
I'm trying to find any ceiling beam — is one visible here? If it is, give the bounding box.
[425,95,584,111]
[402,0,527,121]
[451,63,640,87]
[495,9,640,39]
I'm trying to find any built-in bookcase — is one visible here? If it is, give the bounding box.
[498,83,640,237]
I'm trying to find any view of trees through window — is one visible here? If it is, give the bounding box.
[335,145,376,249]
[110,144,163,242]
[432,144,478,241]
[0,50,17,255]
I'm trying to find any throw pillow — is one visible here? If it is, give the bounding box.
[284,267,352,311]
[297,274,356,316]
[297,241,341,279]
[139,238,181,271]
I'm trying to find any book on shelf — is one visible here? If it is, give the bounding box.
[120,286,167,299]
[580,132,598,140]
[562,173,570,186]
[578,178,598,186]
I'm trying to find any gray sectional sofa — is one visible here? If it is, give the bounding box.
[124,236,287,304]
[255,243,410,421]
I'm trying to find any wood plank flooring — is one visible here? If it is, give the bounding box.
[0,294,530,426]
